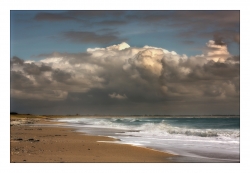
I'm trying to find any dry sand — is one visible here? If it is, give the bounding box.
[10,115,175,163]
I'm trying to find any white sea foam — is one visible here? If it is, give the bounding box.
[57,118,239,139]
[56,117,240,162]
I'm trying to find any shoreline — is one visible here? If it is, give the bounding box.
[10,115,175,163]
[10,114,240,119]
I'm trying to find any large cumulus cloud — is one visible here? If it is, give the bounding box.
[10,41,239,115]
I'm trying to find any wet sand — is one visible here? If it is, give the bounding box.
[10,115,175,163]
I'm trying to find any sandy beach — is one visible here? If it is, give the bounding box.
[10,115,174,163]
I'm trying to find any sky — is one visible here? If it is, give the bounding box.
[10,10,240,115]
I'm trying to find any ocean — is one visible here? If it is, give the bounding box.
[56,117,240,163]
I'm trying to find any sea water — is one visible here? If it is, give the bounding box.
[56,117,240,162]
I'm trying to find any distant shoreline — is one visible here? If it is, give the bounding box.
[10,114,240,119]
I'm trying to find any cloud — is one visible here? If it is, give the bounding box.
[11,71,34,90]
[209,31,240,45]
[204,40,230,62]
[33,11,239,47]
[62,31,122,44]
[128,11,239,29]
[52,69,72,83]
[34,12,76,21]
[213,33,227,46]
[11,56,24,66]
[155,11,240,45]
[172,11,239,29]
[97,20,127,26]
[66,10,126,18]
[10,40,239,114]
[23,63,52,75]
[34,11,127,22]
[109,93,127,99]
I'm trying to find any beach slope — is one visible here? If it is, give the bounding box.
[10,115,174,163]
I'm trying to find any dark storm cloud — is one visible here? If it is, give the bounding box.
[204,62,234,77]
[227,55,240,62]
[23,63,52,75]
[34,12,76,21]
[200,30,240,45]
[23,63,42,75]
[62,31,120,44]
[11,71,34,89]
[34,75,52,85]
[213,33,227,46]
[173,11,239,28]
[33,10,239,47]
[129,11,239,46]
[52,69,72,83]
[139,11,239,45]
[176,29,240,46]
[188,61,239,81]
[40,64,53,71]
[127,11,239,27]
[11,56,24,66]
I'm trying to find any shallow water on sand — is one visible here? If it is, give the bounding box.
[56,117,240,163]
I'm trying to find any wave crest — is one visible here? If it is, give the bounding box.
[138,122,239,138]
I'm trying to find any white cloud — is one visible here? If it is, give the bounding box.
[124,48,164,77]
[87,42,130,52]
[11,41,239,103]
[106,42,130,51]
[24,60,35,64]
[205,40,230,62]
[109,92,127,99]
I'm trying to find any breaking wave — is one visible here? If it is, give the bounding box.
[137,122,239,138]
[57,118,239,138]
